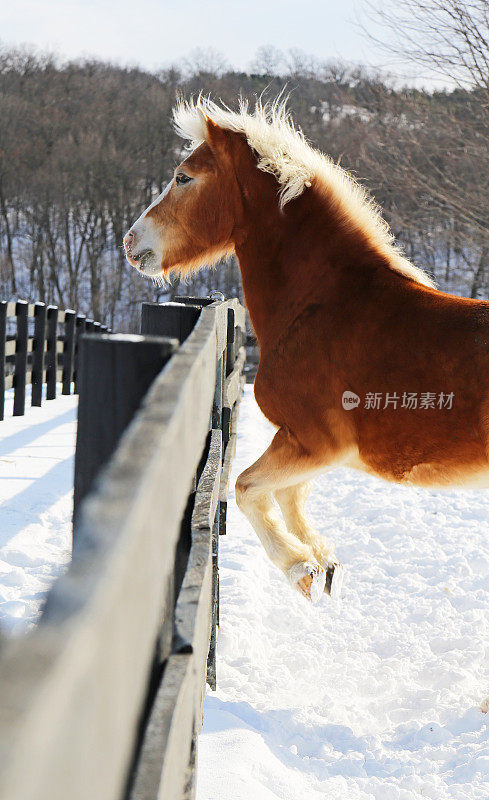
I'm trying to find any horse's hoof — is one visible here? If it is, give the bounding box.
[324,561,343,599]
[288,561,326,603]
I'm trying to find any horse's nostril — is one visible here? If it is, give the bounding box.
[123,230,135,251]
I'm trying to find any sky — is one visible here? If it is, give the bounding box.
[0,0,420,80]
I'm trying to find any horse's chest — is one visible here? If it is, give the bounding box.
[253,352,334,430]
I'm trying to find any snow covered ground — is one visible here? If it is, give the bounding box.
[197,385,489,800]
[0,382,488,796]
[0,387,76,636]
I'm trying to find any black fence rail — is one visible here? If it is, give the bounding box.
[0,295,246,800]
[0,299,109,419]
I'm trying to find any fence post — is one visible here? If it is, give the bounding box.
[173,295,215,306]
[62,310,76,395]
[0,302,6,421]
[221,405,231,450]
[141,302,201,343]
[212,352,223,431]
[46,306,58,400]
[32,302,47,407]
[13,300,28,416]
[206,304,228,688]
[225,307,235,377]
[73,333,177,537]
[206,509,220,691]
[74,315,86,394]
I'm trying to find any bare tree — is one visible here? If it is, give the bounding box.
[249,45,285,76]
[181,48,229,79]
[363,0,489,91]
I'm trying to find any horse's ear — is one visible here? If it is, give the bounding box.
[205,116,230,154]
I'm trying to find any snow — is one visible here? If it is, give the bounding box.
[0,381,488,795]
[0,387,77,636]
[197,385,489,800]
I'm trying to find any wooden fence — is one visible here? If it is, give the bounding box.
[244,332,259,382]
[0,295,246,800]
[0,299,109,419]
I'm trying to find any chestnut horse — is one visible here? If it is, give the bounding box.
[124,98,489,604]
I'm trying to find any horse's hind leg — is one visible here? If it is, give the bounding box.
[235,427,333,602]
[274,482,342,596]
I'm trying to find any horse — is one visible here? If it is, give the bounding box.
[124,97,489,604]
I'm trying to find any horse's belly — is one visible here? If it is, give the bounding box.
[346,449,489,489]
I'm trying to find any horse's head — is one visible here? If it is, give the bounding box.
[125,96,436,292]
[123,118,245,283]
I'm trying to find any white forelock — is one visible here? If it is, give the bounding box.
[173,96,436,289]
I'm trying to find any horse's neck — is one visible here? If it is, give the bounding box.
[236,235,325,350]
[236,189,346,352]
[235,249,276,343]
[235,186,393,350]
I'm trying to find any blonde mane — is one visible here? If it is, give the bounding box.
[173,96,435,289]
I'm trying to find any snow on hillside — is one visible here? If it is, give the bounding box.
[0,388,76,636]
[197,385,489,800]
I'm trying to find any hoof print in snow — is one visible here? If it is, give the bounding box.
[324,561,344,599]
[289,561,326,604]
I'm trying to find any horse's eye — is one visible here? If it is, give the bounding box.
[175,173,192,186]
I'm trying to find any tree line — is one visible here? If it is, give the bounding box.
[1,8,488,331]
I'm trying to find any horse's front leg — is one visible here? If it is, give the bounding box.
[235,427,342,603]
[275,481,343,597]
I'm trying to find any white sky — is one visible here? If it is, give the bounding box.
[0,0,423,81]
